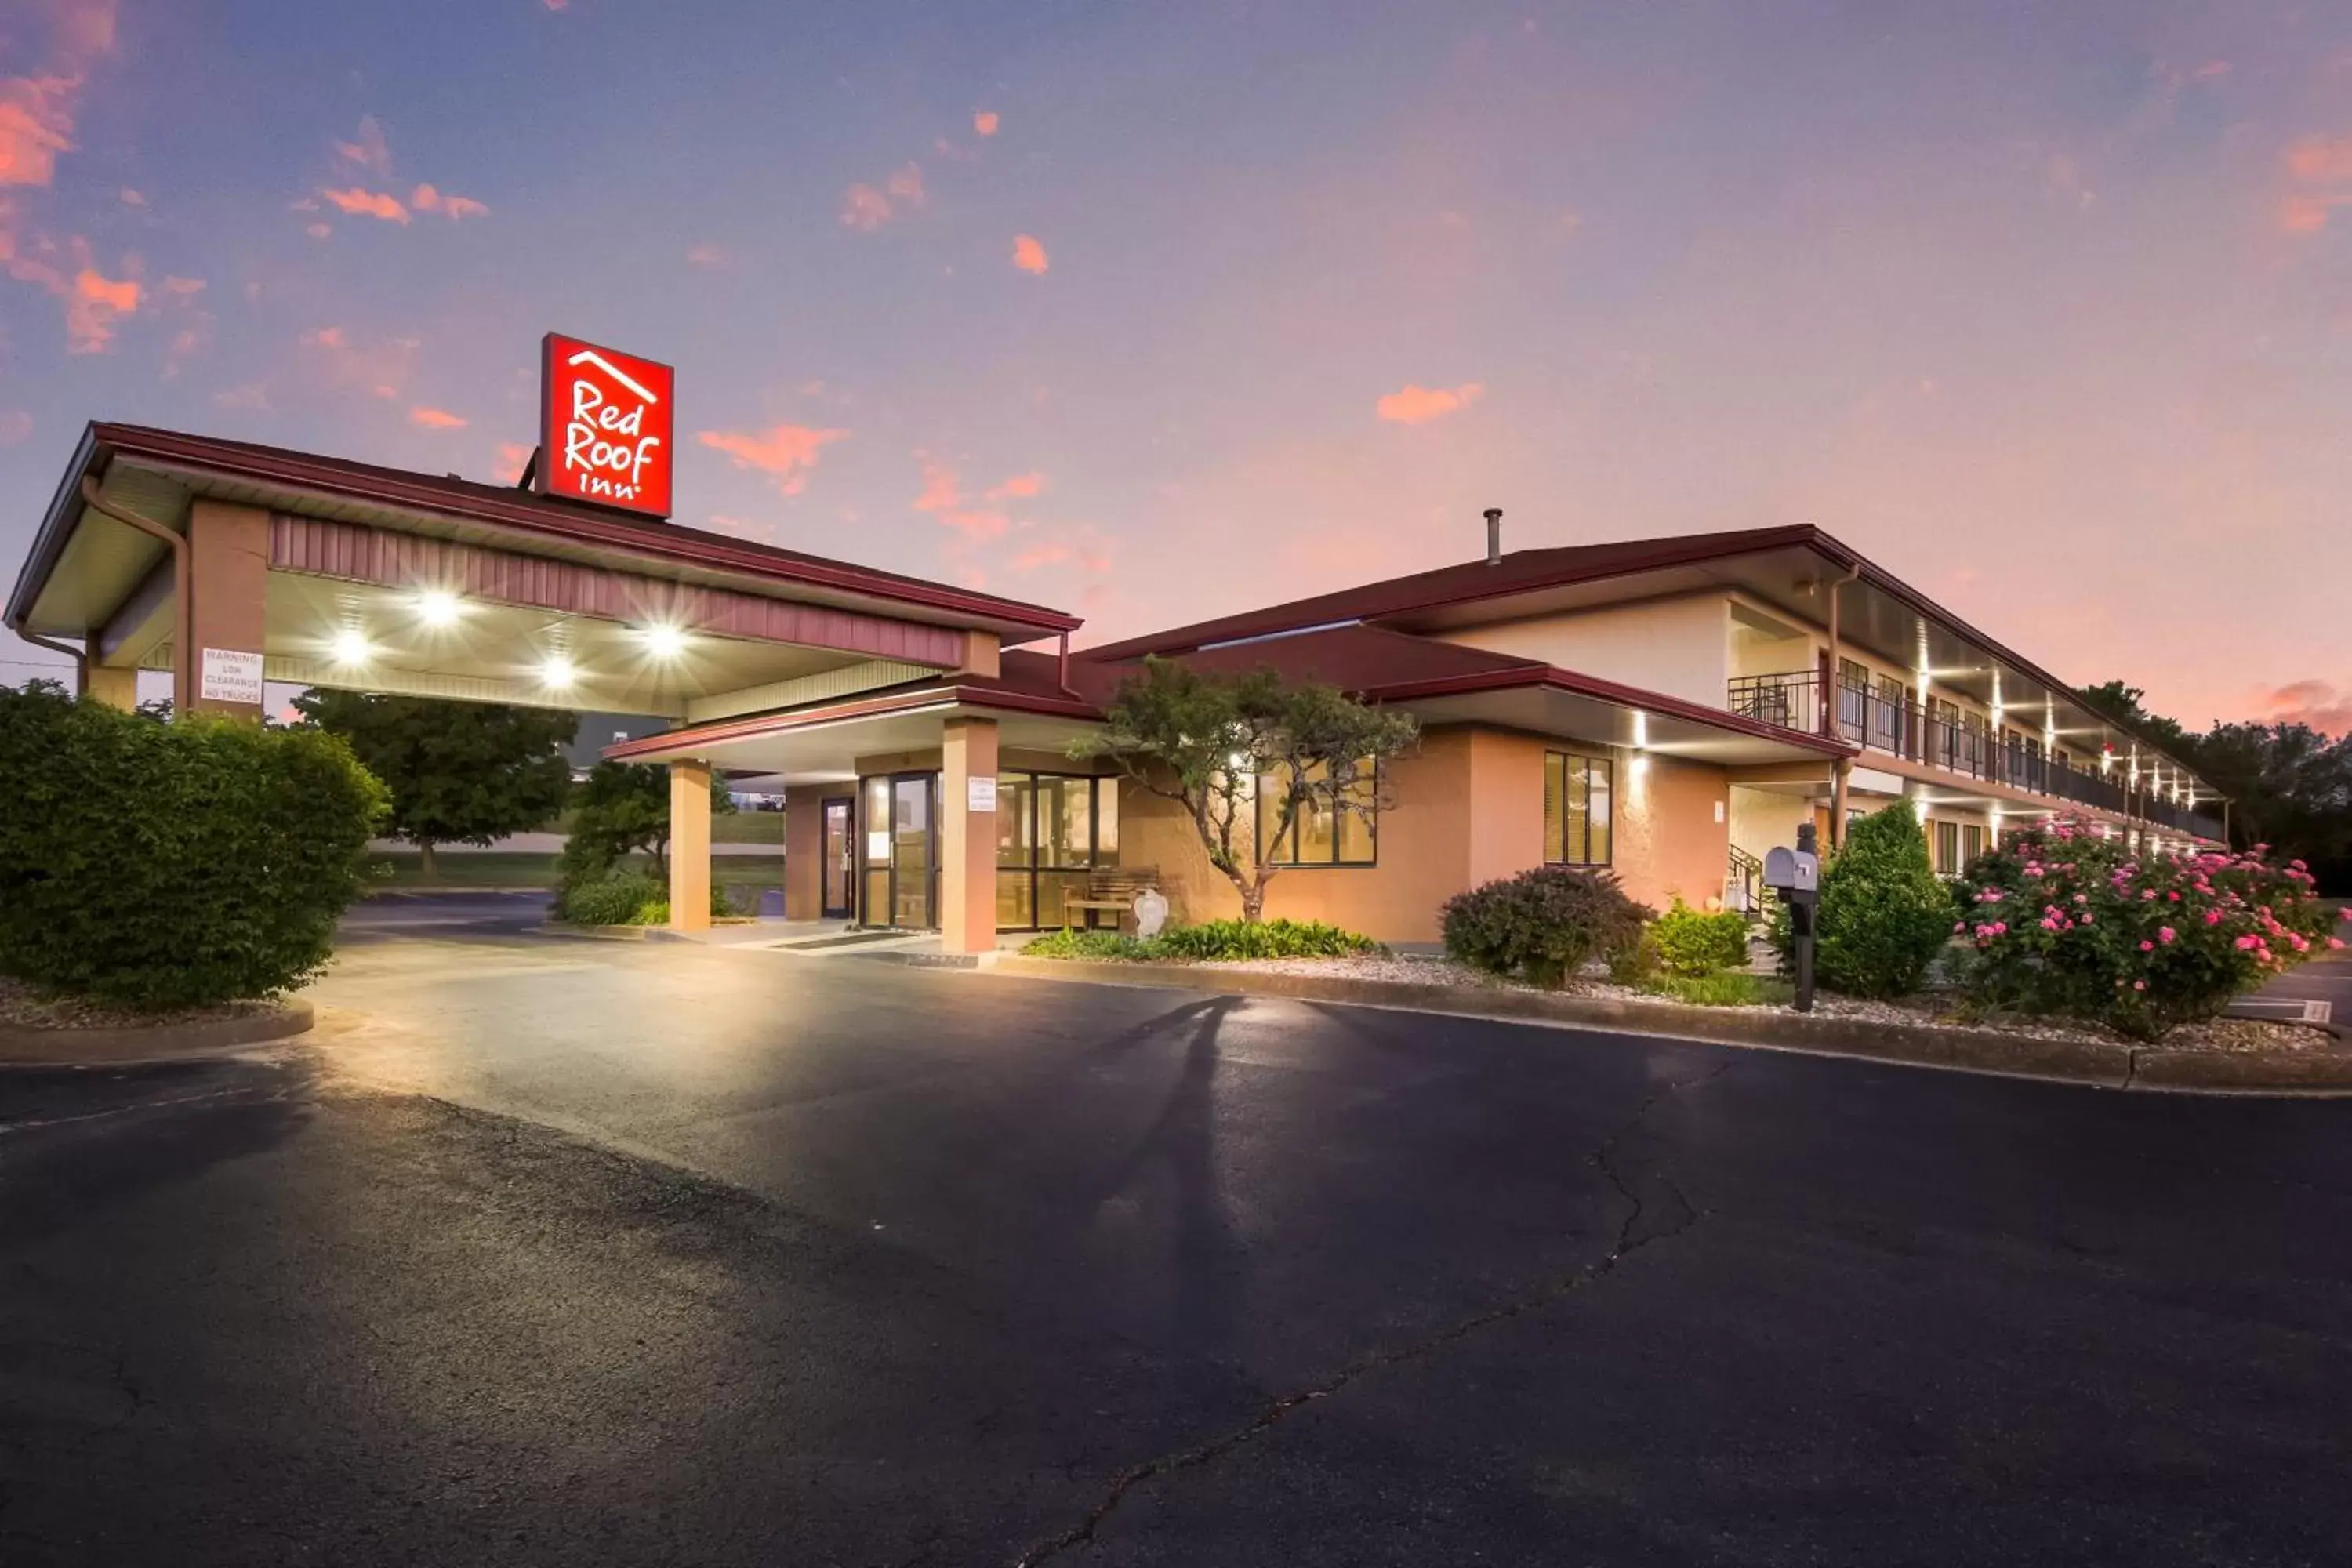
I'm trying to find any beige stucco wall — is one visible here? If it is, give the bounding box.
[1437,593,1732,707]
[1728,784,1817,862]
[1119,724,1734,942]
[782,782,837,920]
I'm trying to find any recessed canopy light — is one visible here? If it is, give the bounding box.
[540,654,575,689]
[416,589,460,627]
[641,622,688,659]
[331,627,372,666]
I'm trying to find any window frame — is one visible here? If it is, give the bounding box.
[1544,748,1615,868]
[994,770,1119,931]
[1254,757,1380,869]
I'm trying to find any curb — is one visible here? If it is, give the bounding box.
[983,957,2352,1096]
[536,921,688,942]
[0,998,314,1069]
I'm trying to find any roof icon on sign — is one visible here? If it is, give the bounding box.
[567,350,659,405]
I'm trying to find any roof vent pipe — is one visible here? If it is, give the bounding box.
[1483,507,1503,565]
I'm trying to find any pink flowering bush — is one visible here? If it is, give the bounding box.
[1953,817,2342,1040]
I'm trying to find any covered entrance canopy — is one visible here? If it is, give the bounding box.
[5,423,1082,947]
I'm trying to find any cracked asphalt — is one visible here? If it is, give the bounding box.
[4,898,2350,1566]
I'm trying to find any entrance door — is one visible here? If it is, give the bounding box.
[858,772,937,929]
[820,798,854,919]
[891,775,934,930]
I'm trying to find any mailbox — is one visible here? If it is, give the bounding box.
[1762,845,1818,895]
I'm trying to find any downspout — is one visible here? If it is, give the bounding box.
[78,477,192,718]
[5,621,86,691]
[1057,629,1074,696]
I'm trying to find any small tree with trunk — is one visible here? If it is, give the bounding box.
[292,691,575,876]
[1072,656,1418,923]
[561,759,735,877]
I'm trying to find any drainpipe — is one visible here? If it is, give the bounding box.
[5,620,86,692]
[1057,629,1075,696]
[1820,561,1862,741]
[79,477,191,719]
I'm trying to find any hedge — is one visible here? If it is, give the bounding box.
[0,686,387,1009]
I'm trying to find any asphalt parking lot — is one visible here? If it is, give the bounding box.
[3,898,2348,1566]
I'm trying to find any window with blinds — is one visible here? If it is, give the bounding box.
[1544,750,1613,866]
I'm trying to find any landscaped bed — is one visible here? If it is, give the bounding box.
[0,975,285,1033]
[1171,953,2333,1055]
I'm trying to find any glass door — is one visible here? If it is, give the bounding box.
[821,798,854,919]
[861,777,892,927]
[891,775,934,929]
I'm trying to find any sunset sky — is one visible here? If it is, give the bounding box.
[2,0,2349,731]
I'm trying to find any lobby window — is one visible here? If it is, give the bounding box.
[1257,758,1377,867]
[1544,750,1613,866]
[1933,819,1960,874]
[996,773,1119,929]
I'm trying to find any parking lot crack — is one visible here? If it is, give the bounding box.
[1006,1058,1735,1566]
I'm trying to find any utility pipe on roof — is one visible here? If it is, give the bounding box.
[78,477,191,719]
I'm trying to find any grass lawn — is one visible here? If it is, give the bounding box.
[368,851,782,894]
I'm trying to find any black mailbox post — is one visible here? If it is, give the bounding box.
[1764,822,1822,1013]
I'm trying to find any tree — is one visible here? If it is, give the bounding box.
[561,759,735,877]
[2194,722,2352,891]
[1070,656,1419,923]
[1774,802,1953,999]
[292,691,576,875]
[2076,679,2192,752]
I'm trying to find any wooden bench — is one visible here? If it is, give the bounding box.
[1061,866,1162,931]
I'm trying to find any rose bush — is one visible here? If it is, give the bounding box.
[1952,815,2343,1040]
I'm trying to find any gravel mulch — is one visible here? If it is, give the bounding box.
[0,976,280,1033]
[1187,953,2333,1054]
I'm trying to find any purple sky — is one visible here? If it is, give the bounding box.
[3,0,2348,731]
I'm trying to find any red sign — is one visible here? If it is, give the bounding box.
[536,332,675,517]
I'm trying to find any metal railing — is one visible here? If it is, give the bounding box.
[1726,670,2224,840]
[1726,844,1762,915]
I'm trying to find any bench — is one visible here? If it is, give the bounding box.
[1060,866,1162,931]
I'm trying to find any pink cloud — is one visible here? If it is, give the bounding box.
[0,1,113,189]
[306,221,331,239]
[2254,679,2352,737]
[909,453,1009,539]
[1011,234,1049,274]
[334,116,391,175]
[840,183,891,230]
[301,325,346,349]
[412,183,488,220]
[321,186,409,223]
[696,423,848,494]
[1376,381,1485,424]
[0,409,31,446]
[60,265,136,352]
[986,470,1046,501]
[409,405,467,430]
[974,110,1000,137]
[2285,136,2352,185]
[493,441,534,483]
[886,162,924,203]
[685,242,728,267]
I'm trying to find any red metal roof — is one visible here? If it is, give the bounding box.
[12,423,1080,639]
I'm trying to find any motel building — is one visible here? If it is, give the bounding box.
[7,360,2224,956]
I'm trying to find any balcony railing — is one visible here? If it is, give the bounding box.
[1727,670,2225,840]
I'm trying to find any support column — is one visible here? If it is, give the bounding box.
[669,760,713,932]
[186,499,270,721]
[85,665,138,711]
[939,716,1000,956]
[1830,758,1851,850]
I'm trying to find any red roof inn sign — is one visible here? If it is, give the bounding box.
[535,332,675,518]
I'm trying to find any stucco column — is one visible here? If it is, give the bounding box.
[186,499,270,721]
[939,716,1000,955]
[1830,759,1851,849]
[669,760,713,932]
[84,665,138,711]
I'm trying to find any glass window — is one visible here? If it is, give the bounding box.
[1095,778,1119,865]
[994,771,1119,930]
[1933,819,1960,874]
[1546,750,1613,866]
[1257,758,1377,867]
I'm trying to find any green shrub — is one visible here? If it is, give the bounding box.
[624,883,738,927]
[1649,898,1751,976]
[1951,817,2343,1040]
[1442,866,1652,989]
[1770,804,1953,999]
[1022,928,1161,960]
[1152,918,1381,960]
[1648,971,1793,1007]
[554,868,665,926]
[0,686,387,1008]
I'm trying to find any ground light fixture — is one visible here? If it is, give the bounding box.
[415,588,461,628]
